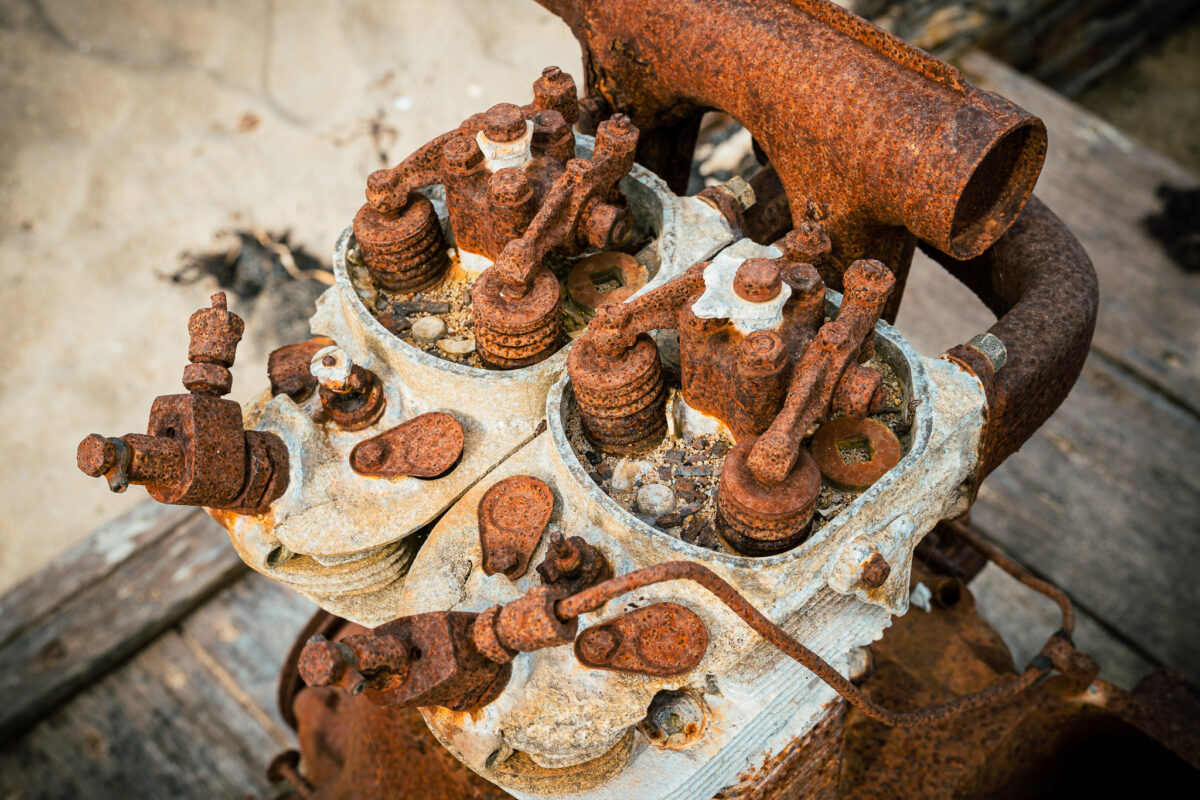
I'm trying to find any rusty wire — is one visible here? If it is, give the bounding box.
[555,559,1058,728]
[944,519,1076,637]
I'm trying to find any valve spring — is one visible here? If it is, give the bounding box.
[714,438,819,556]
[473,266,564,369]
[353,193,450,293]
[568,334,667,453]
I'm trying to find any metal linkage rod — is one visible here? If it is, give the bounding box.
[556,559,1057,728]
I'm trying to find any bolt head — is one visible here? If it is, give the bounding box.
[77,434,116,477]
[733,258,783,302]
[483,103,527,143]
[298,638,350,687]
[577,627,621,664]
[357,440,387,468]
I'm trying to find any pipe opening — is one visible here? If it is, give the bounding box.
[950,119,1046,258]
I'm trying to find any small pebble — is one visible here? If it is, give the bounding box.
[412,316,447,342]
[611,460,649,491]
[664,450,685,464]
[674,478,695,492]
[636,483,676,517]
[675,465,713,477]
[437,336,476,355]
[658,466,672,480]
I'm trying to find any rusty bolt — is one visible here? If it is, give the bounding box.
[739,330,787,372]
[365,169,402,213]
[77,434,118,477]
[584,202,629,250]
[549,531,582,573]
[576,627,621,664]
[442,134,484,172]
[733,258,783,302]
[779,221,832,264]
[489,168,533,205]
[483,103,527,143]
[860,552,891,588]
[495,585,578,653]
[297,635,365,695]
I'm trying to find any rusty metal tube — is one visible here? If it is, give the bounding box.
[932,196,1099,479]
[539,0,1046,273]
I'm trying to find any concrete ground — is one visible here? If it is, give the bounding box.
[0,0,577,593]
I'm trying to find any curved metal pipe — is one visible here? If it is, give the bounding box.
[929,196,1098,478]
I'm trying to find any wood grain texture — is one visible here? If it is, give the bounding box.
[896,53,1200,682]
[0,503,189,647]
[0,572,314,800]
[0,507,244,741]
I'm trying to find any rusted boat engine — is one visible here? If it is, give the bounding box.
[74,0,1179,798]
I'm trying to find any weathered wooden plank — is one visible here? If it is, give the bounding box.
[900,243,1200,682]
[839,1,1196,96]
[0,503,192,647]
[181,571,318,734]
[959,50,1200,412]
[0,618,283,800]
[0,509,244,742]
[890,53,1200,681]
[972,355,1200,681]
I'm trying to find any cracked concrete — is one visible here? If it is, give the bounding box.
[0,0,577,593]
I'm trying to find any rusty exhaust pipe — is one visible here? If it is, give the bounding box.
[540,0,1045,278]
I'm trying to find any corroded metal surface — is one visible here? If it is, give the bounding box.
[351,66,642,371]
[810,417,903,492]
[716,439,820,556]
[567,251,649,314]
[536,531,613,595]
[298,611,512,712]
[538,0,1046,278]
[354,191,450,292]
[70,2,1115,796]
[574,602,708,676]
[349,411,464,479]
[312,345,388,431]
[571,249,893,554]
[267,337,334,402]
[478,475,555,579]
[76,293,288,512]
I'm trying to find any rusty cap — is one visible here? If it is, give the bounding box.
[733,258,783,302]
[483,103,527,143]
